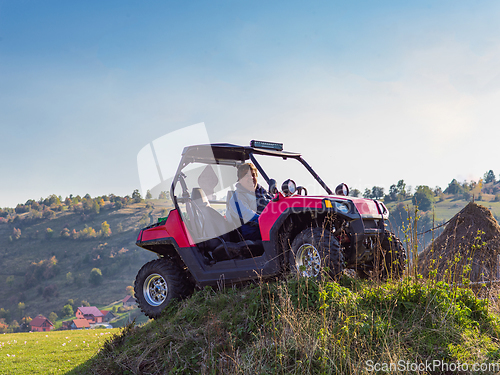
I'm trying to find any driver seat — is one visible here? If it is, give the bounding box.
[191,188,230,238]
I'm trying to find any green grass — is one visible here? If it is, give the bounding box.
[72,276,500,374]
[0,328,118,375]
[3,276,500,374]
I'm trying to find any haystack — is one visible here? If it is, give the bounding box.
[418,202,500,282]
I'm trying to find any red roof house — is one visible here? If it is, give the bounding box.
[30,315,54,332]
[76,306,104,323]
[70,318,90,329]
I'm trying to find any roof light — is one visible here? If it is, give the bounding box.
[250,140,283,151]
[335,183,349,196]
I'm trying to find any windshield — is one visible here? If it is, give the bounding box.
[251,154,330,196]
[170,148,333,244]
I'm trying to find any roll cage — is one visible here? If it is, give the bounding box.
[170,142,333,209]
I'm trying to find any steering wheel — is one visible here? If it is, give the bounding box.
[186,199,205,238]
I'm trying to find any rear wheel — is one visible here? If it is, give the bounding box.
[289,227,345,280]
[134,258,191,319]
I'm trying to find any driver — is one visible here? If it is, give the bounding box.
[228,163,272,241]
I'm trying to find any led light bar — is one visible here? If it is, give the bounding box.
[250,140,283,151]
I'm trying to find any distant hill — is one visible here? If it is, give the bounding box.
[0,195,173,326]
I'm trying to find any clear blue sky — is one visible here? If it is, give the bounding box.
[2,0,500,208]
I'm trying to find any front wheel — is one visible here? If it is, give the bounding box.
[363,231,406,281]
[134,258,191,319]
[379,231,406,280]
[289,227,345,280]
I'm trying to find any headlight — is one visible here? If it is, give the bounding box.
[282,179,297,196]
[334,201,350,214]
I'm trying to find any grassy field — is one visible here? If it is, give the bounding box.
[0,328,119,375]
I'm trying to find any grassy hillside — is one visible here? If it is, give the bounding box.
[0,198,173,326]
[73,276,500,374]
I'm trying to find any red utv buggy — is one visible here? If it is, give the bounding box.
[134,141,405,318]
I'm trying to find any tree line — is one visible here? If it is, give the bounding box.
[353,170,500,212]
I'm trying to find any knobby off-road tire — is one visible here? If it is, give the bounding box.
[134,258,192,319]
[289,227,345,281]
[377,231,406,281]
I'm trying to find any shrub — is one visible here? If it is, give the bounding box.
[89,268,103,286]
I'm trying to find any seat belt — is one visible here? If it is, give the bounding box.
[233,192,245,227]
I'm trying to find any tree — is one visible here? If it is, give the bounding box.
[146,190,152,199]
[132,189,142,203]
[6,276,14,288]
[62,304,74,317]
[49,312,58,324]
[89,268,103,286]
[396,180,407,199]
[384,184,398,202]
[92,200,100,215]
[15,204,29,214]
[60,227,71,239]
[484,170,496,184]
[9,320,20,333]
[444,179,463,195]
[412,185,435,211]
[158,191,170,200]
[363,186,385,199]
[45,228,54,239]
[0,308,11,322]
[363,188,371,199]
[126,285,134,296]
[17,302,25,321]
[349,188,360,197]
[371,186,384,200]
[42,208,56,219]
[100,221,111,237]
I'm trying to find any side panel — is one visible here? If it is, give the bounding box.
[139,209,194,248]
[259,196,323,241]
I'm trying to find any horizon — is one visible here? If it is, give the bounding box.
[2,1,500,208]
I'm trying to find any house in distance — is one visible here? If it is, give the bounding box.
[30,315,54,332]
